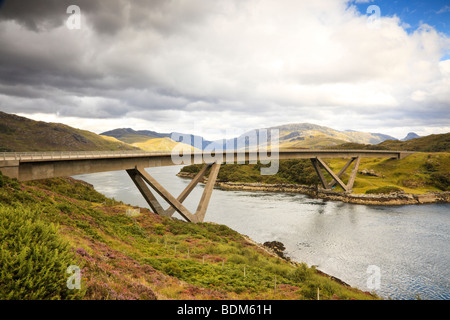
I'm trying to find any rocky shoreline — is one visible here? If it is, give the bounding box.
[177,172,450,205]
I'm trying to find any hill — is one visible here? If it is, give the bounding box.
[101,128,213,149]
[0,112,138,152]
[131,137,200,153]
[0,172,376,300]
[100,128,167,144]
[375,133,450,152]
[401,132,421,141]
[204,123,398,150]
[326,132,450,153]
[271,123,396,147]
[102,123,398,151]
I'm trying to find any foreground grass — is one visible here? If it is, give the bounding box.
[0,173,376,300]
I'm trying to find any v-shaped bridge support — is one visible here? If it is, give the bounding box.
[310,156,361,192]
[126,163,221,223]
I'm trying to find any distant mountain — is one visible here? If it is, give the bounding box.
[209,123,398,150]
[401,132,421,141]
[100,128,168,144]
[272,123,397,145]
[0,112,138,152]
[103,122,400,151]
[101,128,213,149]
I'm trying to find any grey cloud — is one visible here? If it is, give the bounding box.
[0,0,448,133]
[0,0,225,35]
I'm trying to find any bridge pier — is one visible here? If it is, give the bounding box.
[310,156,361,192]
[127,163,221,223]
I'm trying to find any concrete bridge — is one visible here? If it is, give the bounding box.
[0,150,411,223]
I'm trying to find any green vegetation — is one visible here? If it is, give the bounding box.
[182,159,320,185]
[365,186,404,194]
[181,153,450,194]
[0,172,376,300]
[0,206,83,299]
[350,153,450,193]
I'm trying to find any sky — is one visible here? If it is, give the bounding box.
[0,0,449,140]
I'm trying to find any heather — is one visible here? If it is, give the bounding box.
[0,172,377,300]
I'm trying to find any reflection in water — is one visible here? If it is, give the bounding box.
[74,166,449,300]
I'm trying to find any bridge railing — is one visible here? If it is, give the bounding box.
[0,150,173,161]
[1,149,409,162]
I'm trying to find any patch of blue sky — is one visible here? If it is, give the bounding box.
[350,0,450,35]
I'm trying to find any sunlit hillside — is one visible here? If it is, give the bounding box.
[132,137,200,153]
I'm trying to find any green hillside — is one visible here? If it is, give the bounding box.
[324,153,450,194]
[0,112,138,152]
[132,137,200,153]
[0,172,376,300]
[326,132,450,153]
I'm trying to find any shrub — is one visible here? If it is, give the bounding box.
[429,173,450,191]
[365,186,403,194]
[421,161,437,172]
[291,263,313,282]
[162,261,182,277]
[0,206,83,299]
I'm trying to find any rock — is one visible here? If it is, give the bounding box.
[359,169,382,177]
[415,193,437,204]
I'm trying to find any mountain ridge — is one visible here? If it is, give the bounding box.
[1,111,446,153]
[402,132,421,141]
[101,122,399,150]
[0,111,138,152]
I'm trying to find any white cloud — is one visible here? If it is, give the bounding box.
[437,5,450,14]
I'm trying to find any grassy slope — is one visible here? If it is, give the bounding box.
[323,153,450,193]
[180,153,450,194]
[0,172,376,300]
[0,112,138,152]
[326,132,450,153]
[132,137,200,153]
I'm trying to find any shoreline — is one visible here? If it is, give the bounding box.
[177,172,450,205]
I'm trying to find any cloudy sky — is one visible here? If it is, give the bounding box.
[0,0,449,140]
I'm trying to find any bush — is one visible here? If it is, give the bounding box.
[291,263,313,282]
[429,173,450,191]
[365,186,403,194]
[180,159,320,185]
[162,261,182,277]
[0,206,83,299]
